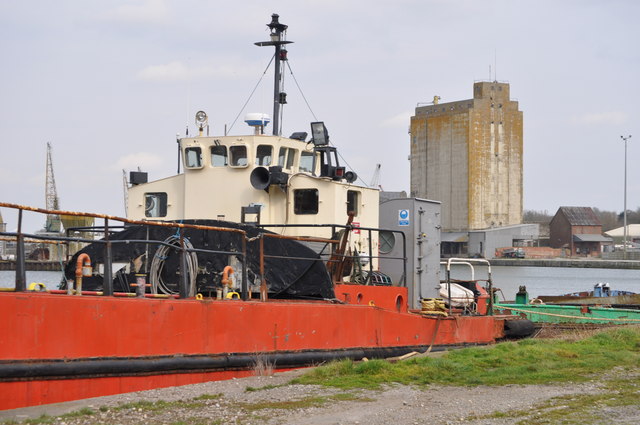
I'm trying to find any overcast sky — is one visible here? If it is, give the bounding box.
[1,0,638,232]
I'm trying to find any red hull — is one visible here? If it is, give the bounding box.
[0,285,506,410]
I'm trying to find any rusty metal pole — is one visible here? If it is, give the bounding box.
[241,236,248,301]
[15,209,26,292]
[103,218,113,296]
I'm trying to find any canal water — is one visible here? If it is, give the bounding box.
[2,267,639,299]
[466,265,640,300]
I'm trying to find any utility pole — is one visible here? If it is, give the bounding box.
[621,135,632,260]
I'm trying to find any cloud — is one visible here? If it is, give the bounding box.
[108,0,169,24]
[137,61,190,82]
[381,110,413,129]
[571,111,628,125]
[137,61,256,82]
[115,152,164,171]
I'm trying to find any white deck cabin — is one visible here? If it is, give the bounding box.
[126,119,379,256]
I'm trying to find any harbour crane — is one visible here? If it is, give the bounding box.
[44,142,61,233]
[122,169,129,216]
[370,163,382,191]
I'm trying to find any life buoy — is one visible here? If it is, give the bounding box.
[222,265,234,287]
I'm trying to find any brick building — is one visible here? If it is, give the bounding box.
[549,206,612,257]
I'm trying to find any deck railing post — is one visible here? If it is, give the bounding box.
[103,218,113,296]
[447,266,452,315]
[367,229,373,284]
[241,236,248,301]
[15,209,26,292]
[487,277,494,316]
[179,228,188,299]
[401,231,407,287]
[259,235,268,301]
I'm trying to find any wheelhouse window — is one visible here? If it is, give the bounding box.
[347,190,359,216]
[278,147,297,170]
[294,189,319,215]
[286,149,297,169]
[144,192,167,217]
[255,145,273,166]
[229,145,248,167]
[185,147,202,168]
[210,145,228,167]
[300,151,314,173]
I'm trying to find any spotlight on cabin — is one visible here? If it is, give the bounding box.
[310,122,329,146]
[195,111,208,126]
[195,111,209,136]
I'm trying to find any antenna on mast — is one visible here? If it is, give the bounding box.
[255,14,293,137]
[494,48,497,82]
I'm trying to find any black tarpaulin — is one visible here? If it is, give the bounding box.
[64,220,334,300]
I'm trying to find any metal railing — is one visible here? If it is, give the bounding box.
[1,203,409,300]
[441,257,494,315]
[0,202,248,299]
[259,222,408,287]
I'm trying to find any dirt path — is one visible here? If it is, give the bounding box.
[3,367,637,425]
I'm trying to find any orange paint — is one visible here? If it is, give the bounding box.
[0,289,506,410]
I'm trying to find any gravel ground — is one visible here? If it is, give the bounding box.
[3,367,638,425]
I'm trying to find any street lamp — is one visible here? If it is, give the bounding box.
[621,135,632,259]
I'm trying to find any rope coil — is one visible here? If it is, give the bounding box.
[149,235,198,296]
[421,298,448,317]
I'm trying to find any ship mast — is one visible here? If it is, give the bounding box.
[255,14,293,136]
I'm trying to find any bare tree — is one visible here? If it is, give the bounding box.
[523,210,552,224]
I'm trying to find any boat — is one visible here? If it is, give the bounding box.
[494,286,640,325]
[0,14,531,412]
[536,283,640,307]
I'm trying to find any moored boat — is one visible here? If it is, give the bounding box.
[495,286,640,325]
[0,15,532,412]
[536,283,640,307]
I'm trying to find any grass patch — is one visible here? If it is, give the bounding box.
[168,420,222,425]
[474,374,640,424]
[237,392,373,412]
[292,326,640,389]
[113,399,207,412]
[192,393,223,401]
[60,407,95,418]
[7,415,54,425]
[245,384,285,392]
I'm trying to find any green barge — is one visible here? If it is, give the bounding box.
[494,286,640,325]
